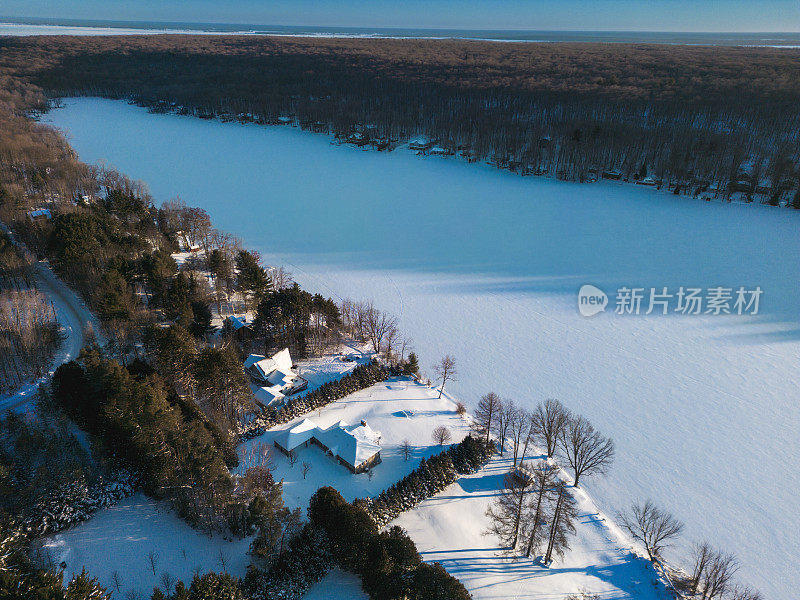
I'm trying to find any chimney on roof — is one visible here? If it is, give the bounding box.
[360,420,367,427]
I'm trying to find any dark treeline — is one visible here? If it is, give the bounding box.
[2,35,799,205]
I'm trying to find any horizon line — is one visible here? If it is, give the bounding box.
[2,16,799,35]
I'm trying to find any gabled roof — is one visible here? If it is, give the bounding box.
[316,420,381,468]
[245,348,294,381]
[254,385,286,406]
[266,367,296,388]
[274,418,318,452]
[226,315,250,330]
[274,418,381,468]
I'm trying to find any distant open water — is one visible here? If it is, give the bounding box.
[2,17,800,46]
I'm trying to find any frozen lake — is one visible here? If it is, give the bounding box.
[46,98,799,598]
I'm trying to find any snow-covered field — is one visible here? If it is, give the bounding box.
[44,98,800,598]
[45,373,672,599]
[42,494,251,597]
[302,569,368,600]
[394,453,668,600]
[239,376,470,509]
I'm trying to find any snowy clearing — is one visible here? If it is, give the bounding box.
[42,494,251,597]
[301,569,368,600]
[239,376,470,509]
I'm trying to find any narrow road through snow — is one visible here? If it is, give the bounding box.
[0,222,103,412]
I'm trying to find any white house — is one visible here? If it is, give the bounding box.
[273,418,382,473]
[245,348,307,407]
[408,136,433,151]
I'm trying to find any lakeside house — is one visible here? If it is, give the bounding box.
[245,348,308,407]
[273,418,382,473]
[408,136,433,151]
[429,145,453,156]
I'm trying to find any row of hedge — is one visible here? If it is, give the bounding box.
[242,524,333,600]
[356,435,494,527]
[237,360,391,439]
[309,487,472,600]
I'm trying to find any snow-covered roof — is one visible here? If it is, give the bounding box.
[274,418,318,451]
[254,385,285,406]
[226,315,249,330]
[274,418,381,468]
[245,348,294,381]
[266,367,296,388]
[316,420,381,468]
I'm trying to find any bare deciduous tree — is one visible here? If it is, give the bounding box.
[509,407,529,466]
[301,461,311,479]
[558,414,615,487]
[492,398,515,455]
[485,471,533,549]
[111,571,123,593]
[433,355,457,399]
[400,439,413,461]
[728,586,763,600]
[531,399,570,458]
[269,266,293,290]
[519,409,540,464]
[690,543,738,600]
[160,572,174,595]
[432,425,452,446]
[363,302,398,354]
[523,462,559,557]
[544,481,578,564]
[287,451,298,468]
[473,392,501,444]
[618,500,684,562]
[218,549,229,573]
[147,550,159,576]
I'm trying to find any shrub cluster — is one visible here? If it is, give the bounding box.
[309,487,472,600]
[238,360,390,439]
[24,475,134,537]
[243,524,333,600]
[358,435,494,527]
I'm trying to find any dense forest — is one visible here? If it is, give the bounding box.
[2,35,800,204]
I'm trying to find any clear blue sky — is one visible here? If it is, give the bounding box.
[3,0,799,32]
